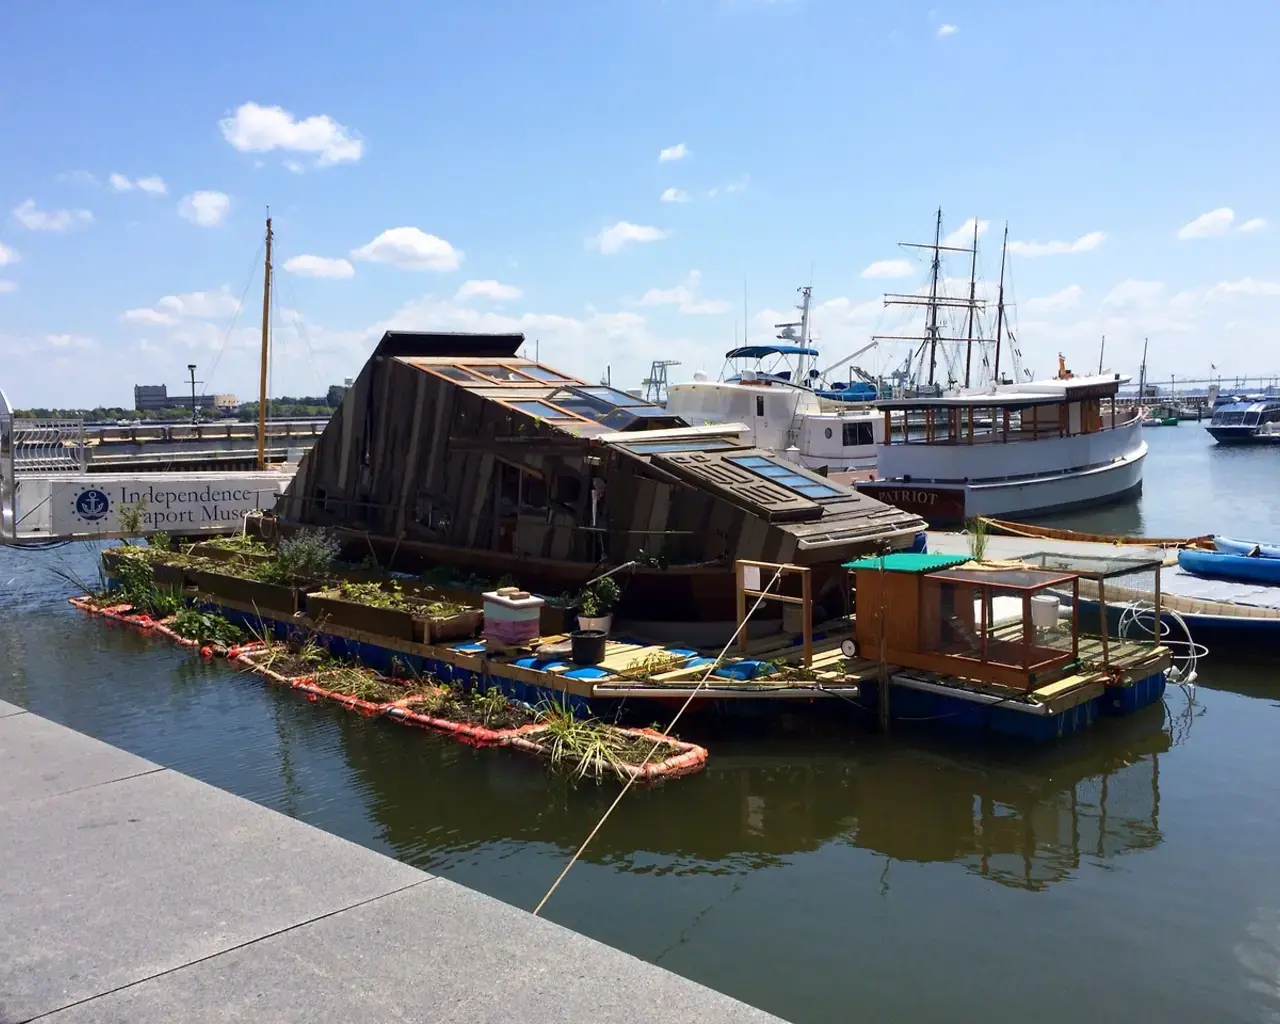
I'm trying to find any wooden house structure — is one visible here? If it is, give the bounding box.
[849,553,1083,690]
[275,331,925,620]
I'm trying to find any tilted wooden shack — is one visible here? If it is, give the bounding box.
[275,331,925,620]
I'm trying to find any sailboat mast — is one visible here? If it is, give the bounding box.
[993,223,1008,385]
[797,285,812,382]
[1138,337,1149,404]
[926,207,942,387]
[257,216,272,472]
[963,217,979,388]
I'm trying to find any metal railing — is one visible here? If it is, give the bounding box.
[12,418,87,474]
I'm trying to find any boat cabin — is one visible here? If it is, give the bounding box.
[848,553,1081,690]
[1206,399,1280,443]
[275,331,925,620]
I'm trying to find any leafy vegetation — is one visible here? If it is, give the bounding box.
[965,517,989,562]
[255,529,340,584]
[203,533,273,555]
[577,575,621,618]
[535,699,671,781]
[407,683,535,729]
[169,608,245,647]
[617,650,690,680]
[328,580,471,618]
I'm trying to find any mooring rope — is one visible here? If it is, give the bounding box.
[532,563,786,917]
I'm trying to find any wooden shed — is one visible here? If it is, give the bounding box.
[276,331,926,620]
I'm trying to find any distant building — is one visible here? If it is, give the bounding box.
[212,394,239,412]
[133,383,219,413]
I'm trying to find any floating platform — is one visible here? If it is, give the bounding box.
[190,588,1169,742]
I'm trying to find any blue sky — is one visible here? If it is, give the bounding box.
[1,0,1276,407]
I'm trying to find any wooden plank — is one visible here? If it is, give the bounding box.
[466,453,495,547]
[394,370,430,535]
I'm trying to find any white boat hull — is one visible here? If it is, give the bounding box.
[858,441,1146,523]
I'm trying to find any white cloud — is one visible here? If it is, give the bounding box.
[861,258,914,279]
[589,221,668,254]
[0,280,15,294]
[284,160,305,174]
[1008,231,1106,257]
[708,177,749,198]
[178,191,230,227]
[942,217,988,247]
[1103,279,1164,308]
[1239,218,1267,234]
[55,170,99,187]
[1206,278,1280,301]
[1178,207,1234,239]
[110,173,167,195]
[937,23,958,36]
[154,286,242,319]
[12,199,93,232]
[283,254,355,279]
[1024,284,1083,315]
[660,187,690,203]
[122,307,179,326]
[351,227,461,271]
[456,279,523,301]
[219,101,363,166]
[45,333,95,350]
[0,241,18,266]
[658,142,689,163]
[638,270,729,315]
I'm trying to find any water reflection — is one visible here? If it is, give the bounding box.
[338,708,1171,892]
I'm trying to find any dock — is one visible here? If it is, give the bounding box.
[0,699,784,1023]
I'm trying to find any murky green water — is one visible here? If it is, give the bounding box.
[3,426,1279,1023]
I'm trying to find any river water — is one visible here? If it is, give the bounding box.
[3,425,1279,1023]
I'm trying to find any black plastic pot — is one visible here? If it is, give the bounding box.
[569,628,608,666]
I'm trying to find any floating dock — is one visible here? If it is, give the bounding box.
[0,700,784,1023]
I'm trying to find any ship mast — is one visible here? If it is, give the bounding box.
[256,216,272,472]
[874,207,986,392]
[963,217,979,388]
[993,223,1008,385]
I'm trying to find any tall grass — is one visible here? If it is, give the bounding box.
[965,517,989,562]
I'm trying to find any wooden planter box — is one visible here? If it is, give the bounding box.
[152,561,190,589]
[307,592,417,642]
[188,542,274,566]
[424,609,484,645]
[306,591,483,645]
[189,568,305,617]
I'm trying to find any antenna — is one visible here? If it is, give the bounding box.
[743,279,748,347]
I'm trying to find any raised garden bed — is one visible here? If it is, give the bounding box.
[188,567,313,617]
[306,581,482,644]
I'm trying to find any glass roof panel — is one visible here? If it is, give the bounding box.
[577,386,652,407]
[522,365,575,383]
[726,454,846,500]
[510,400,571,420]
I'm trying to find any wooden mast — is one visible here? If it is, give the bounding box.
[256,216,272,471]
[993,223,1008,385]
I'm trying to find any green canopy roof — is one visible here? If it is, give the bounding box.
[842,552,972,573]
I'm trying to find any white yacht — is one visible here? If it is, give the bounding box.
[853,211,1146,523]
[857,373,1146,523]
[663,288,885,473]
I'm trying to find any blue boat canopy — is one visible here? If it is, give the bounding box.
[725,345,820,359]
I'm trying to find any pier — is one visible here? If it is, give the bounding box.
[0,699,783,1023]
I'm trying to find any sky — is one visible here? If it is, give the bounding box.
[1,0,1277,408]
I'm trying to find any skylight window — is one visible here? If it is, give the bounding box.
[510,400,572,420]
[727,454,846,499]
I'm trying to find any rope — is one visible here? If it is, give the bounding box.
[532,563,786,917]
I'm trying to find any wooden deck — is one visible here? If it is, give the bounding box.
[202,592,1169,712]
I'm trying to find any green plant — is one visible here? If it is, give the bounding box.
[170,608,245,647]
[116,499,148,542]
[577,575,621,618]
[207,533,272,554]
[964,517,988,562]
[50,545,112,601]
[618,650,689,680]
[146,585,185,618]
[258,529,340,584]
[534,697,665,781]
[316,665,399,703]
[496,573,518,589]
[148,530,171,552]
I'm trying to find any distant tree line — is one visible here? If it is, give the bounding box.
[17,393,342,423]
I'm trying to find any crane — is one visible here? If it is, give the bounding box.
[816,340,879,384]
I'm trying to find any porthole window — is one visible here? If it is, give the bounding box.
[824,427,833,439]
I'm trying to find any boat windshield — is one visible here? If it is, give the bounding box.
[1214,411,1245,425]
[1244,412,1261,426]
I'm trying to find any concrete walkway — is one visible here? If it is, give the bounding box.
[0,699,785,1023]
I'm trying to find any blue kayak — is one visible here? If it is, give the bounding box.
[1179,548,1280,585]
[1214,536,1280,559]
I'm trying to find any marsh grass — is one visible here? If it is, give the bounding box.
[535,698,672,781]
